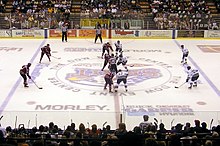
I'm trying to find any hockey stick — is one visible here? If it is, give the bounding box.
[51,55,61,59]
[35,114,38,128]
[175,82,186,88]
[15,116,17,129]
[30,78,43,89]
[27,120,30,129]
[210,119,213,130]
[171,119,174,128]
[0,116,3,127]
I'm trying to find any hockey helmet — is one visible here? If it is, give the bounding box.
[27,63,31,67]
[187,66,191,70]
[181,45,184,48]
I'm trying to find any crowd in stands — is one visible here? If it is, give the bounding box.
[151,0,218,30]
[0,0,219,30]
[3,0,71,29]
[0,0,7,13]
[80,0,143,19]
[1,115,220,146]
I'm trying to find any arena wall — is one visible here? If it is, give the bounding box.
[0,29,220,39]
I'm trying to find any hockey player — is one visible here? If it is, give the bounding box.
[114,67,128,92]
[186,66,199,89]
[39,44,51,63]
[104,72,114,93]
[114,40,122,56]
[180,45,189,63]
[101,53,111,71]
[19,63,31,87]
[108,53,118,73]
[117,52,127,68]
[101,42,113,58]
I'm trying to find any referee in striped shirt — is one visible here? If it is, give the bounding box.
[94,26,102,44]
[61,23,68,42]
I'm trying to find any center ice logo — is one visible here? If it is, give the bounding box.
[65,67,162,86]
[49,57,173,92]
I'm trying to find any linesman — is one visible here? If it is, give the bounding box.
[94,26,102,44]
[61,23,68,42]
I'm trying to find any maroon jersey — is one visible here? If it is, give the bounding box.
[103,43,113,51]
[20,65,29,75]
[104,73,114,80]
[41,46,51,55]
[104,54,111,61]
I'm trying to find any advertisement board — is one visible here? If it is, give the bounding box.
[11,29,44,38]
[204,30,220,38]
[177,30,204,38]
[0,30,11,37]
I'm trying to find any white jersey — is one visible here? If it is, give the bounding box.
[115,42,122,50]
[117,56,127,64]
[116,70,128,80]
[182,47,189,55]
[188,69,199,78]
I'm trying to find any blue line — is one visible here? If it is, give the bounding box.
[174,40,220,96]
[0,39,47,114]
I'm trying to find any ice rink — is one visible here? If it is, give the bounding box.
[0,38,220,131]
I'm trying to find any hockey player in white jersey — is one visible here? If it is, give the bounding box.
[114,67,128,92]
[186,66,199,89]
[117,52,127,68]
[114,40,122,56]
[180,45,189,63]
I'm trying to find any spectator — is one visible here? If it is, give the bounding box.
[139,115,153,133]
[114,123,127,139]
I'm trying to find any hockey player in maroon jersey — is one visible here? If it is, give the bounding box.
[104,72,114,93]
[108,53,118,73]
[19,63,31,87]
[101,53,111,71]
[101,42,113,58]
[39,44,51,63]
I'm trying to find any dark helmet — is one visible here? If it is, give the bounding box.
[181,45,184,48]
[47,44,50,46]
[117,40,120,43]
[27,63,31,67]
[187,66,191,70]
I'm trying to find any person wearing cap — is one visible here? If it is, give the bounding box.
[19,63,31,87]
